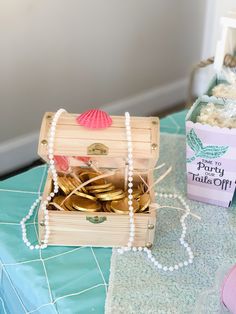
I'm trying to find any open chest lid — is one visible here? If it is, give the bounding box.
[38,111,160,170]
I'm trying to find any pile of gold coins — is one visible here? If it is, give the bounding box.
[48,169,151,214]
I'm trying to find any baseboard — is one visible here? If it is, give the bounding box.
[0,78,188,175]
[0,132,39,176]
[101,78,188,115]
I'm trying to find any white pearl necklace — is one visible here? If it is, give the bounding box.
[117,112,135,254]
[20,108,66,250]
[118,192,194,271]
[117,112,194,271]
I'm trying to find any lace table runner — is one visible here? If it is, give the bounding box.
[105,133,236,314]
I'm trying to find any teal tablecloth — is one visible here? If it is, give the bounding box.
[0,110,187,314]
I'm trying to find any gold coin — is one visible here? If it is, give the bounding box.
[74,168,84,175]
[65,178,79,194]
[62,177,76,191]
[69,177,87,193]
[79,171,97,182]
[95,189,124,199]
[111,197,139,214]
[64,197,75,211]
[71,195,101,212]
[58,177,70,195]
[53,196,65,206]
[48,196,67,211]
[73,190,97,201]
[88,173,106,185]
[103,201,113,212]
[97,193,126,201]
[73,205,99,212]
[86,183,113,191]
[67,177,80,192]
[79,171,106,187]
[139,193,151,212]
[89,186,114,194]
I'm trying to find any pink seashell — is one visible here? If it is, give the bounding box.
[76,109,112,129]
[54,156,69,172]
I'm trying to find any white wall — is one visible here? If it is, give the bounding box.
[0,0,206,141]
[0,0,206,174]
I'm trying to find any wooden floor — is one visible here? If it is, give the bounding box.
[0,102,186,180]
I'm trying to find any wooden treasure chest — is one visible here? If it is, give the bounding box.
[38,110,160,248]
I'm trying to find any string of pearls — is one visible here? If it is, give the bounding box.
[118,192,194,271]
[117,112,135,254]
[117,113,194,271]
[20,108,66,250]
